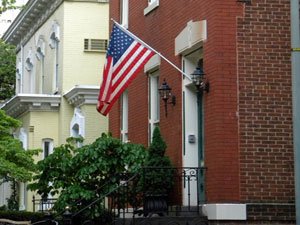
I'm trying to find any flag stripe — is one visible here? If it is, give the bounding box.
[113,43,144,85]
[99,50,154,116]
[103,50,155,114]
[111,49,154,99]
[99,57,113,103]
[112,47,149,91]
[97,24,155,116]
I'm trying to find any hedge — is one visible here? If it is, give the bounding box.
[0,211,45,223]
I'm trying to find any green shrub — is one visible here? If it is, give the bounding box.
[141,126,174,196]
[0,211,45,223]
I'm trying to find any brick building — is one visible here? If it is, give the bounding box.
[108,0,296,224]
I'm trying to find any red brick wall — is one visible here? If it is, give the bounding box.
[109,0,244,203]
[109,0,121,139]
[203,2,243,203]
[109,0,295,206]
[237,0,294,203]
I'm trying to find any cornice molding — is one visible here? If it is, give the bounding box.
[2,0,62,48]
[2,0,108,48]
[1,94,61,118]
[64,85,100,107]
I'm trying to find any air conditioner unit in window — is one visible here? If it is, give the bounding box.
[84,39,108,52]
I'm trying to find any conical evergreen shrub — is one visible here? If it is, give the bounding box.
[143,126,174,196]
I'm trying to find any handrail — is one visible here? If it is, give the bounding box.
[33,167,207,224]
[72,172,139,218]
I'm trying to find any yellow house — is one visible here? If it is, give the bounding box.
[1,0,109,211]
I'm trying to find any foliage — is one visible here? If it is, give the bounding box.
[0,40,16,101]
[28,133,148,216]
[142,126,174,196]
[148,126,167,157]
[0,210,45,223]
[0,0,17,15]
[6,180,18,210]
[0,110,39,183]
[0,204,7,211]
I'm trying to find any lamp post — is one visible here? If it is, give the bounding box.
[190,61,209,203]
[158,79,176,117]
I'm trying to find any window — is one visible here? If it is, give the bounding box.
[70,108,85,147]
[121,90,128,143]
[25,50,35,94]
[121,90,129,143]
[16,61,22,94]
[120,0,129,28]
[18,128,27,150]
[84,39,108,52]
[49,21,60,94]
[36,37,45,94]
[44,141,50,158]
[42,139,53,159]
[148,70,160,143]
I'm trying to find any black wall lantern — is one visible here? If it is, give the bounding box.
[158,79,176,117]
[191,60,209,93]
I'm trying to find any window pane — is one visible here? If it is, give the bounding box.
[44,141,49,158]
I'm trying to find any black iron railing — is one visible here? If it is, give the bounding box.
[32,167,206,225]
[32,196,57,213]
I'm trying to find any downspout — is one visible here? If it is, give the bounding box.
[290,0,300,224]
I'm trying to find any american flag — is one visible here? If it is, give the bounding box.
[97,24,155,116]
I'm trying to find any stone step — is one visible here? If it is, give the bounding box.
[168,205,203,217]
[112,216,208,225]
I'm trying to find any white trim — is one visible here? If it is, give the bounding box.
[175,20,207,56]
[36,37,46,60]
[19,183,26,211]
[25,50,33,71]
[144,0,159,16]
[121,90,128,143]
[70,108,85,138]
[1,94,61,118]
[202,204,247,220]
[144,54,161,73]
[64,85,100,107]
[18,128,28,150]
[148,72,160,143]
[121,0,129,28]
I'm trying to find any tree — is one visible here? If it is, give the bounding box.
[28,134,148,215]
[0,109,39,209]
[0,0,17,15]
[0,110,39,182]
[0,41,16,101]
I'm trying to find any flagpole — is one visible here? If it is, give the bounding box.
[111,19,192,81]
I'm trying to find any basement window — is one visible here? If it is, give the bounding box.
[84,39,108,52]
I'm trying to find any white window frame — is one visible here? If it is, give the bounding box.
[70,108,85,148]
[25,50,35,94]
[120,0,129,28]
[121,90,129,143]
[148,70,160,143]
[42,138,54,159]
[16,61,22,94]
[49,21,60,94]
[36,37,46,94]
